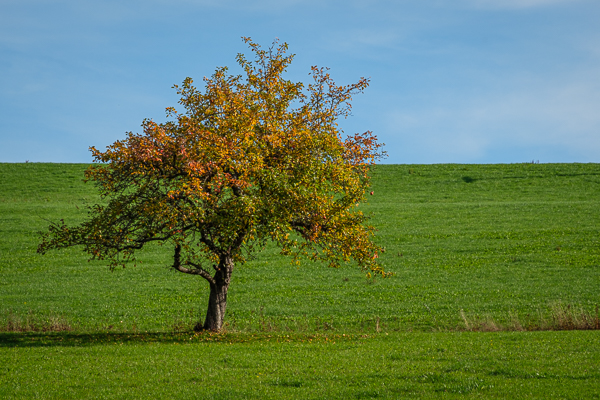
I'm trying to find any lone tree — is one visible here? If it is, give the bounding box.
[38,38,389,331]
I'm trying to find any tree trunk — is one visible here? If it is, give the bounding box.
[195,254,234,331]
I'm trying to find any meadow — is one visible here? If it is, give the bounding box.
[1,162,599,398]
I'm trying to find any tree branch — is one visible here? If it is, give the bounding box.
[171,245,215,284]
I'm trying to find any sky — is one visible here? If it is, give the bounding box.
[1,0,599,164]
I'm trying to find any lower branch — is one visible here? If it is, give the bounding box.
[171,245,215,284]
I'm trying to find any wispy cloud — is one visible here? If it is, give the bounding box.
[326,29,400,53]
[151,0,320,12]
[464,0,583,10]
[2,0,599,163]
[386,67,600,163]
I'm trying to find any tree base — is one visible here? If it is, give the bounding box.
[193,322,204,332]
[193,322,221,332]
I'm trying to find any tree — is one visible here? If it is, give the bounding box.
[38,38,389,331]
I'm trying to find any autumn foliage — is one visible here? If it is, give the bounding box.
[38,38,388,331]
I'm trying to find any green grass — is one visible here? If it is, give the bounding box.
[2,162,598,332]
[1,162,599,398]
[1,331,599,399]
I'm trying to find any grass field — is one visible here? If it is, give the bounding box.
[1,162,599,398]
[2,331,598,399]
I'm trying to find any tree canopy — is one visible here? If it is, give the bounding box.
[38,37,389,331]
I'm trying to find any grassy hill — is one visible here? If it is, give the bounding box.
[1,162,599,398]
[1,162,598,332]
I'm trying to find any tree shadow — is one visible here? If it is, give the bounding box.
[0,331,198,348]
[0,331,361,348]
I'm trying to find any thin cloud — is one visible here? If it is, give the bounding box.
[386,67,600,163]
[327,29,400,53]
[464,0,583,10]
[151,0,319,11]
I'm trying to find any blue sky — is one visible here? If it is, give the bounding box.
[1,0,599,164]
